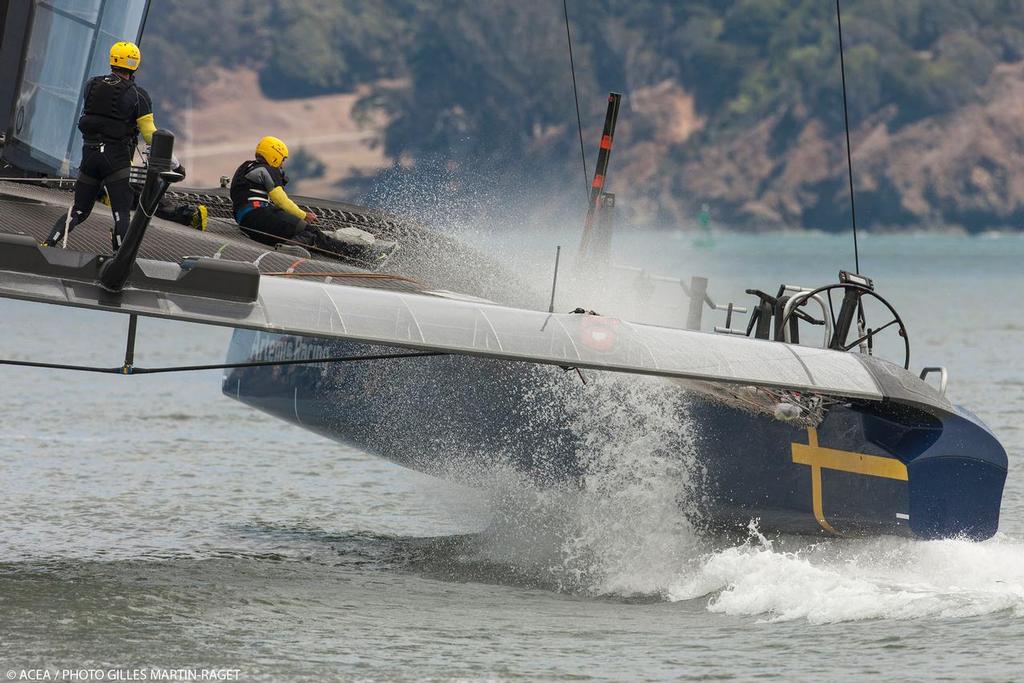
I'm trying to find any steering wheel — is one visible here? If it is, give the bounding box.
[779,283,910,369]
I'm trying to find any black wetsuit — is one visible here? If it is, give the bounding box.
[230,159,361,258]
[155,199,197,226]
[108,170,197,226]
[46,73,152,251]
[230,159,305,242]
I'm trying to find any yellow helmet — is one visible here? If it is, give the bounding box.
[256,136,289,168]
[109,41,141,71]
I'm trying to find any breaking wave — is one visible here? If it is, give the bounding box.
[446,372,706,596]
[459,474,1024,622]
[669,525,1024,623]
[433,372,1024,624]
[434,368,704,598]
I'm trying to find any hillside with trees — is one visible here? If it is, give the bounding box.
[144,0,1024,231]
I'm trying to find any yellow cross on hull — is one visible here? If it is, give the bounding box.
[791,428,908,535]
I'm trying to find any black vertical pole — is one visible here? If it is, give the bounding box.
[577,92,621,262]
[99,129,178,291]
[122,314,138,374]
[548,245,561,313]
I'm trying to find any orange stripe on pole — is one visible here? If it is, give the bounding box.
[600,135,612,150]
[591,174,604,189]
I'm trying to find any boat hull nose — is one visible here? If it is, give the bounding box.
[909,457,1007,541]
[908,409,1008,541]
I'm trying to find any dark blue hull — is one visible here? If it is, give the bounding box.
[223,331,1007,540]
[689,400,1006,539]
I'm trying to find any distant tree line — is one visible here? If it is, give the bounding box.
[143,0,1024,225]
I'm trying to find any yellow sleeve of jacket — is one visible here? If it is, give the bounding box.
[268,186,307,220]
[136,113,156,145]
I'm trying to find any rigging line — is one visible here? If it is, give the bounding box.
[563,0,590,198]
[264,271,421,285]
[0,177,76,184]
[0,351,446,376]
[227,224,385,266]
[835,0,860,274]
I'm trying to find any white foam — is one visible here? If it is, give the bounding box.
[455,372,707,595]
[667,526,1024,623]
[397,214,1024,623]
[452,366,1024,622]
[469,457,1024,622]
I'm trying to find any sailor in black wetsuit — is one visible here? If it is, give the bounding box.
[44,41,177,251]
[230,136,394,261]
[231,136,395,262]
[230,136,317,244]
[98,172,207,231]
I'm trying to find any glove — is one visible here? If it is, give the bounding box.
[168,153,185,180]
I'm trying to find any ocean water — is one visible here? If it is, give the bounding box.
[0,232,1022,682]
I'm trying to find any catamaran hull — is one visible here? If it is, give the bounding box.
[223,331,1007,541]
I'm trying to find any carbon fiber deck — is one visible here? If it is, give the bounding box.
[0,179,534,303]
[164,186,414,237]
[0,180,426,293]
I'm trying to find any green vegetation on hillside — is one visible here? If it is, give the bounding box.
[145,0,1024,229]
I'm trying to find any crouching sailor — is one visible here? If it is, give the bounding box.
[45,41,179,251]
[98,171,207,231]
[230,136,396,262]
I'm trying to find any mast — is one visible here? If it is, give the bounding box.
[577,92,621,264]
